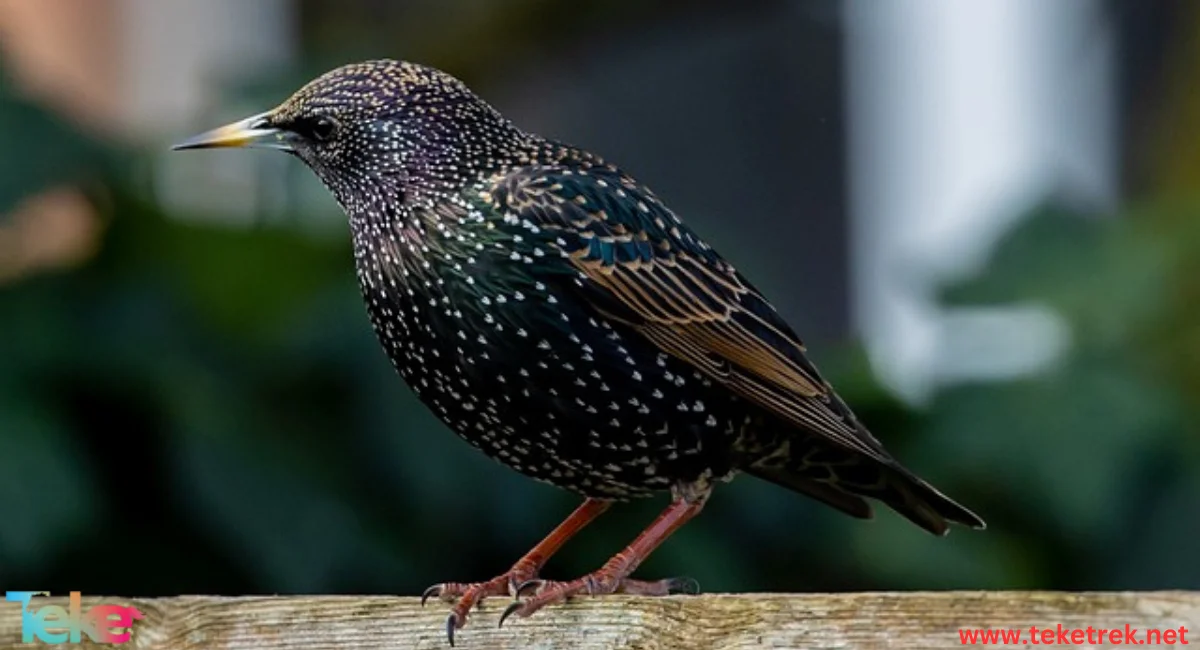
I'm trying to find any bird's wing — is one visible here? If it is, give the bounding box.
[487,163,890,462]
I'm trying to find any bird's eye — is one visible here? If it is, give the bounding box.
[297,115,339,142]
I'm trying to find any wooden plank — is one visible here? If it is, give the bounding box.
[0,592,1196,649]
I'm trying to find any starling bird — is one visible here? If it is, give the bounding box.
[175,60,984,643]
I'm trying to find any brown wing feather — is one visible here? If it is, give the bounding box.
[490,164,891,464]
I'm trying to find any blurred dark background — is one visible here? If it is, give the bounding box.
[2,0,1199,598]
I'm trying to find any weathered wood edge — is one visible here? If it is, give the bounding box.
[1,592,1196,650]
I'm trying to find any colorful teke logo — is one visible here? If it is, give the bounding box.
[5,591,143,645]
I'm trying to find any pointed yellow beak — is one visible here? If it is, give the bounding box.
[172,111,292,151]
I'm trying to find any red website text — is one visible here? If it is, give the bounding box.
[959,624,1189,646]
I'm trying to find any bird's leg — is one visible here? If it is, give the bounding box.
[499,494,707,625]
[424,497,611,640]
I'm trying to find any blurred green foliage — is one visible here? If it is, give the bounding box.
[0,74,111,217]
[1,38,1198,599]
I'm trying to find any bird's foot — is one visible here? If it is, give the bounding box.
[498,574,698,627]
[421,559,543,645]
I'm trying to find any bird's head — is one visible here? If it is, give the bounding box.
[174,60,527,211]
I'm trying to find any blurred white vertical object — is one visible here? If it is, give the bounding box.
[843,0,1116,403]
[120,0,294,132]
[122,0,298,222]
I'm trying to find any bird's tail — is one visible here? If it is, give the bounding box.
[747,448,985,536]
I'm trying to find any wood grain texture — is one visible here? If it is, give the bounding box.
[1,592,1196,649]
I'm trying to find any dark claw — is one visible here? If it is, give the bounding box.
[445,612,458,647]
[514,578,543,597]
[421,584,441,607]
[667,576,700,595]
[498,601,524,629]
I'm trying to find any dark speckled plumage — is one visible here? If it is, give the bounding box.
[177,59,984,635]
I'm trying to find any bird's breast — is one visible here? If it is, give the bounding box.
[352,231,748,498]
